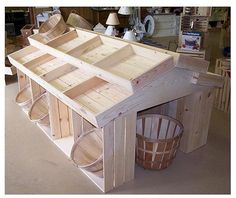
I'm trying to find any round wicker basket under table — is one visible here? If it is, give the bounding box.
[28,93,49,126]
[39,14,67,40]
[136,114,184,170]
[70,128,103,177]
[15,85,32,111]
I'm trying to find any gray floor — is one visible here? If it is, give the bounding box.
[5,80,230,194]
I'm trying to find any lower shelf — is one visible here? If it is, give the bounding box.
[20,105,105,192]
[38,121,105,191]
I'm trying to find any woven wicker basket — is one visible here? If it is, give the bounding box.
[15,85,32,109]
[28,93,49,125]
[70,128,103,177]
[39,14,67,40]
[136,114,184,170]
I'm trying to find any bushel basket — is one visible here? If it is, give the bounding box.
[70,128,103,177]
[136,114,184,170]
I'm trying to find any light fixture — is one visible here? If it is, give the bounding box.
[118,7,133,15]
[105,13,120,36]
[123,30,137,41]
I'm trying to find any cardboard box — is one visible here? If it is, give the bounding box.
[181,32,201,51]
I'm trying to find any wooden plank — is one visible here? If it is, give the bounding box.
[113,116,125,187]
[191,72,223,88]
[94,44,134,68]
[46,30,78,48]
[58,99,71,138]
[41,63,76,82]
[16,69,28,91]
[69,109,83,141]
[82,118,94,133]
[124,112,137,182]
[29,79,45,101]
[67,36,102,57]
[47,92,62,139]
[63,77,105,99]
[103,121,115,192]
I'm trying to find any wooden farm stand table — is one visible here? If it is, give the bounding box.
[8,28,223,193]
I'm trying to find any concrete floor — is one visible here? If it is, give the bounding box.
[5,80,230,194]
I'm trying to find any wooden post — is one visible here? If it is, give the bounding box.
[29,79,45,102]
[47,93,72,139]
[102,112,137,192]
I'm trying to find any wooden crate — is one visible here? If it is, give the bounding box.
[214,58,230,113]
[8,28,223,192]
[21,24,35,38]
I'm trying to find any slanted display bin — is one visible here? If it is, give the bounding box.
[8,26,223,192]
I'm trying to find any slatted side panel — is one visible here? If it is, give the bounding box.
[214,59,231,113]
[69,110,95,141]
[176,89,215,153]
[47,92,72,139]
[103,112,137,192]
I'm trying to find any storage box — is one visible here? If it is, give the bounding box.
[21,24,35,38]
[5,23,15,36]
[181,32,201,51]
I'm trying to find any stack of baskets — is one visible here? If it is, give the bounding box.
[136,114,184,170]
[39,14,67,40]
[16,88,49,126]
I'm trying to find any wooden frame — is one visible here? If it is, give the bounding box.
[8,28,223,193]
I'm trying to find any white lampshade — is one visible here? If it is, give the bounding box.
[106,13,120,25]
[118,7,133,15]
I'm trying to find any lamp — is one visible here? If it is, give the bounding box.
[105,13,120,36]
[118,7,133,15]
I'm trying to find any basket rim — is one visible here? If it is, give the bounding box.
[28,92,48,121]
[39,14,64,35]
[136,114,184,141]
[15,85,32,105]
[70,128,103,169]
[136,133,183,143]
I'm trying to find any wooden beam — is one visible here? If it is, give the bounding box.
[40,63,76,82]
[103,121,115,192]
[191,72,224,88]
[124,112,137,182]
[47,92,62,139]
[63,77,105,99]
[46,30,78,48]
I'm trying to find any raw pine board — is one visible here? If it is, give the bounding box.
[49,69,94,92]
[56,36,95,53]
[31,58,67,75]
[74,82,130,114]
[79,44,120,64]
[106,54,157,79]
